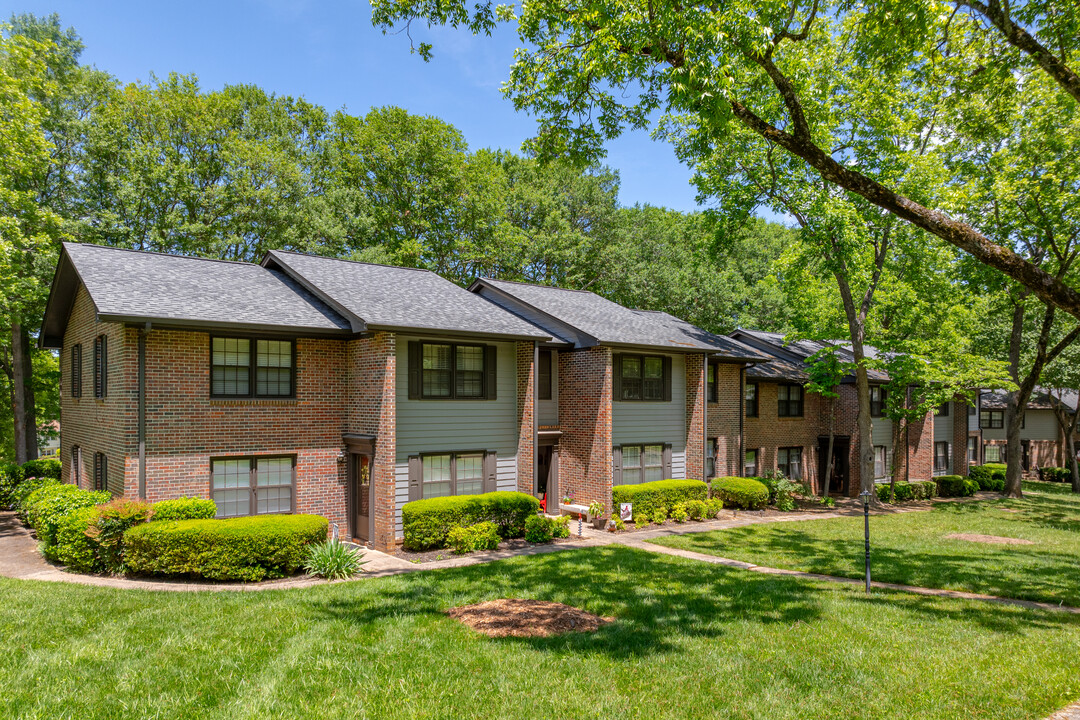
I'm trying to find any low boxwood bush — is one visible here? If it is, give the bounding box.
[401,491,539,551]
[54,506,100,573]
[935,475,978,498]
[447,521,501,554]
[23,484,110,551]
[0,463,25,510]
[611,479,708,520]
[151,497,217,521]
[1038,466,1071,483]
[705,498,724,518]
[876,480,937,503]
[13,476,61,512]
[524,514,553,543]
[21,457,61,480]
[303,539,364,579]
[124,514,328,581]
[970,464,1007,491]
[711,477,769,510]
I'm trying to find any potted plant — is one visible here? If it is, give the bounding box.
[587,501,606,529]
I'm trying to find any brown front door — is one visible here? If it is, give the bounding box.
[353,453,372,543]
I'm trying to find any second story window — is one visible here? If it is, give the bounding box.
[94,335,108,398]
[211,337,294,398]
[409,341,495,400]
[935,402,949,416]
[745,382,758,417]
[538,350,552,400]
[870,386,887,417]
[980,410,1004,429]
[707,363,717,403]
[615,354,670,401]
[71,343,82,398]
[778,384,803,417]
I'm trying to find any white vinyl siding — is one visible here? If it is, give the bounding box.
[394,336,519,537]
[613,353,687,478]
[871,416,893,452]
[981,409,1059,442]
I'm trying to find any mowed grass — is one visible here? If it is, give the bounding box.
[651,481,1080,606]
[3,546,1080,720]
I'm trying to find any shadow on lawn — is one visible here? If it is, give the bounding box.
[306,545,1080,658]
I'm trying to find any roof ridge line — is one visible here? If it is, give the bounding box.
[65,242,260,268]
[482,276,602,296]
[271,249,438,275]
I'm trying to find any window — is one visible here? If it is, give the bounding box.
[874,446,887,480]
[615,354,670,401]
[778,384,803,417]
[984,443,1003,463]
[71,445,81,485]
[744,449,758,477]
[71,344,82,398]
[745,383,758,417]
[538,350,552,401]
[935,402,949,416]
[980,410,1004,429]
[870,386,887,417]
[93,452,107,492]
[707,363,717,403]
[211,337,294,398]
[420,452,488,498]
[967,436,978,463]
[412,341,493,400]
[211,456,295,518]
[93,335,107,398]
[934,442,950,476]
[777,447,802,480]
[706,438,718,479]
[969,403,976,415]
[618,444,667,484]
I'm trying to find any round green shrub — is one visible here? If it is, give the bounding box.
[14,476,61,512]
[447,521,501,554]
[705,498,724,518]
[21,457,61,481]
[151,497,217,521]
[303,539,364,579]
[22,484,110,550]
[54,506,101,573]
[0,463,26,510]
[402,491,539,551]
[712,477,769,510]
[524,514,554,543]
[935,475,977,498]
[612,479,707,520]
[123,514,328,581]
[551,515,571,538]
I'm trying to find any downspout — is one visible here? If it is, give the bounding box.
[739,365,745,477]
[138,322,149,499]
[701,354,707,480]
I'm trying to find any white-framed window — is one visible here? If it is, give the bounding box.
[777,447,802,480]
[744,449,758,477]
[422,452,485,498]
[706,437,718,479]
[211,455,295,518]
[933,442,950,475]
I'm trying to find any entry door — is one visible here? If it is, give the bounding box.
[353,453,372,543]
[537,446,552,495]
[819,439,849,495]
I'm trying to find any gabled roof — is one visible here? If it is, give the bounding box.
[468,277,768,359]
[40,243,352,347]
[263,251,550,341]
[732,329,890,383]
[981,388,1078,413]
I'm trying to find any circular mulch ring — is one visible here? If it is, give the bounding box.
[446,599,614,637]
[945,533,1034,546]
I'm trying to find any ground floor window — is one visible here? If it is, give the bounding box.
[984,443,1004,463]
[71,445,81,486]
[211,455,295,518]
[93,452,107,492]
[874,446,887,480]
[934,442,950,476]
[967,436,979,464]
[422,452,484,498]
[706,438,718,479]
[744,449,758,477]
[777,447,802,480]
[620,444,666,484]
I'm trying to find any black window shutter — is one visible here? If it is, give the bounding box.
[612,445,622,486]
[408,341,421,400]
[612,354,622,401]
[101,335,108,397]
[485,345,497,400]
[663,443,673,479]
[483,451,497,493]
[408,454,422,501]
[662,356,672,401]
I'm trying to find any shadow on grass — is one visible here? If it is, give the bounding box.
[306,545,1080,659]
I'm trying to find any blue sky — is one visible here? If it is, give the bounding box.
[12,0,712,212]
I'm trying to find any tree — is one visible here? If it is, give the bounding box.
[804,347,852,496]
[370,0,1080,320]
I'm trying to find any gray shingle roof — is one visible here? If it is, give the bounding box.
[734,329,890,382]
[49,243,351,337]
[470,278,769,358]
[264,251,551,340]
[981,388,1077,412]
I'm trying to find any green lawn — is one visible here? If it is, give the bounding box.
[651,481,1080,607]
[3,545,1080,719]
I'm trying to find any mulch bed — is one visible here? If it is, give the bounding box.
[945,533,1035,546]
[393,537,578,564]
[446,598,614,637]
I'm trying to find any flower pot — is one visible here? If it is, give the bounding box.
[592,517,607,530]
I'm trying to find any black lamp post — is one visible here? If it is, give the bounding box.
[859,490,872,592]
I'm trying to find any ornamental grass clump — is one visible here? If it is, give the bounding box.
[303,539,365,579]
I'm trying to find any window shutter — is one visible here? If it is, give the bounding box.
[662,356,672,401]
[100,335,108,397]
[408,454,421,501]
[483,451,497,493]
[408,341,421,400]
[663,443,672,479]
[485,345,497,400]
[612,354,622,401]
[612,445,622,486]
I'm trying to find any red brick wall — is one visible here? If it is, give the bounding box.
[557,346,612,507]
[952,400,971,476]
[60,286,133,495]
[516,341,536,493]
[706,363,743,477]
[347,332,396,549]
[684,353,706,480]
[743,379,827,488]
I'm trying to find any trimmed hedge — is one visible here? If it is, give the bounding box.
[401,491,539,551]
[611,479,708,520]
[712,477,769,510]
[151,497,217,521]
[0,464,25,510]
[1038,466,1072,483]
[2,458,61,510]
[124,514,328,581]
[876,480,937,503]
[54,506,100,573]
[13,476,61,512]
[22,484,110,551]
[21,457,61,480]
[935,475,978,498]
[970,464,1007,491]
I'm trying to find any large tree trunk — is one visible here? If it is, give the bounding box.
[822,397,835,497]
[11,322,38,464]
[1004,393,1027,497]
